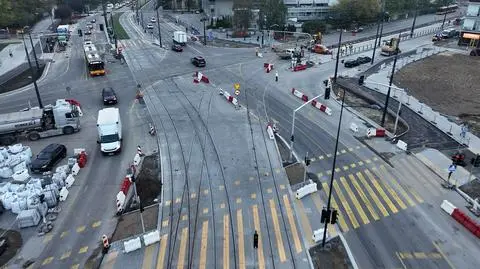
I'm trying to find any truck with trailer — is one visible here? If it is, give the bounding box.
[0,99,81,145]
[173,31,187,46]
[97,108,122,155]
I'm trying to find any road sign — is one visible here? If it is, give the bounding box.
[448,164,456,172]
[234,83,240,90]
[234,90,240,96]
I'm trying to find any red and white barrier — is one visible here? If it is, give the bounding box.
[264,63,274,73]
[120,176,132,195]
[193,72,210,83]
[311,100,332,116]
[366,128,386,137]
[441,200,480,238]
[223,90,239,107]
[116,148,144,215]
[293,64,307,72]
[291,88,309,102]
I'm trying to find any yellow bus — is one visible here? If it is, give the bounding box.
[83,43,105,76]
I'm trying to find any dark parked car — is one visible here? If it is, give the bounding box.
[172,44,183,52]
[102,87,118,105]
[357,56,371,64]
[191,56,206,67]
[30,144,67,173]
[344,59,360,68]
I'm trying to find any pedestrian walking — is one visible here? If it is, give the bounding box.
[253,231,259,249]
[275,71,279,82]
[257,36,260,42]
[9,50,13,57]
[349,43,353,53]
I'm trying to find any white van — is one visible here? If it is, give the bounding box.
[97,108,122,155]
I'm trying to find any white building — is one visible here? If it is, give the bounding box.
[459,0,480,46]
[285,0,338,22]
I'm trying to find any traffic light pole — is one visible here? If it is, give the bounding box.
[371,15,381,65]
[28,32,41,73]
[289,93,324,162]
[380,34,401,127]
[156,8,163,47]
[22,35,43,109]
[333,29,343,82]
[303,152,309,183]
[322,83,346,247]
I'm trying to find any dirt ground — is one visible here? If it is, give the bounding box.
[0,65,45,94]
[309,236,352,269]
[0,230,22,267]
[134,155,161,207]
[393,52,480,136]
[110,205,159,242]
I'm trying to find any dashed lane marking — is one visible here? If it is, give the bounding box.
[60,250,71,260]
[267,188,272,193]
[283,195,302,253]
[251,193,257,199]
[60,231,68,238]
[237,209,246,269]
[235,180,240,185]
[92,221,102,228]
[191,193,197,199]
[203,208,209,214]
[175,198,181,204]
[162,220,168,227]
[236,198,242,204]
[269,199,286,262]
[76,226,86,233]
[78,246,88,254]
[42,257,54,265]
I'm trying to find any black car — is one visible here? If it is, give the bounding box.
[102,87,118,105]
[172,44,183,52]
[191,56,206,67]
[30,144,67,173]
[357,56,371,64]
[344,59,360,68]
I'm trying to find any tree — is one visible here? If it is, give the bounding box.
[261,0,287,30]
[302,20,327,35]
[331,0,381,27]
[233,0,252,32]
[0,0,54,28]
[55,4,72,20]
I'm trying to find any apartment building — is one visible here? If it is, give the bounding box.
[459,0,480,46]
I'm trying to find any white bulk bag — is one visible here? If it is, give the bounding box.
[12,169,30,183]
[13,161,27,173]
[0,167,13,179]
[8,144,23,154]
[0,147,8,159]
[55,165,70,174]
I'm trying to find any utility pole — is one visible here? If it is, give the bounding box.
[380,34,401,127]
[101,0,109,30]
[201,17,207,45]
[22,35,43,109]
[110,14,118,50]
[371,13,381,64]
[377,0,386,47]
[333,29,343,82]
[410,1,418,38]
[28,32,41,73]
[156,7,163,47]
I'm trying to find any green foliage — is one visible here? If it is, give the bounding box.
[0,0,54,28]
[233,0,253,30]
[112,12,130,39]
[261,0,287,29]
[331,0,381,27]
[302,20,327,35]
[55,4,72,20]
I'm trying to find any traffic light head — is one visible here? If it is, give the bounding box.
[474,155,480,167]
[324,87,331,99]
[331,210,338,224]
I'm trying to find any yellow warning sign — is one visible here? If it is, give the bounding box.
[234,83,240,90]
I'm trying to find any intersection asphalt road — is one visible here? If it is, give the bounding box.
[1,14,156,269]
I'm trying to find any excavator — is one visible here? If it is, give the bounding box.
[309,32,332,54]
[381,37,401,56]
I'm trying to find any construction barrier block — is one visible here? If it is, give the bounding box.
[267,126,275,140]
[201,76,209,83]
[124,237,142,253]
[350,123,359,133]
[116,191,126,209]
[71,163,80,176]
[74,148,87,155]
[376,128,386,137]
[264,63,269,68]
[120,178,132,194]
[65,174,75,189]
[133,154,141,166]
[296,181,317,199]
[302,95,308,102]
[396,140,408,151]
[193,79,199,83]
[143,230,161,246]
[440,200,456,215]
[312,228,328,243]
[231,97,238,106]
[59,187,69,201]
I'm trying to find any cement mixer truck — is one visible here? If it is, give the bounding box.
[0,99,81,145]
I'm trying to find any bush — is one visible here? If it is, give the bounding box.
[302,20,327,35]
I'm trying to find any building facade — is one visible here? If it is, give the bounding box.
[459,0,480,46]
[285,0,337,22]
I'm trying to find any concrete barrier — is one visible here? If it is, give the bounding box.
[124,237,142,253]
[312,228,328,243]
[59,187,69,201]
[396,140,408,151]
[441,200,456,215]
[143,230,161,246]
[71,162,80,176]
[65,174,75,188]
[350,123,359,133]
[296,181,317,199]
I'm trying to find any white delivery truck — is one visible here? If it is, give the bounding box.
[173,31,187,46]
[97,108,122,155]
[0,99,81,145]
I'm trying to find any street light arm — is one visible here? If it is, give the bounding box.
[294,93,324,112]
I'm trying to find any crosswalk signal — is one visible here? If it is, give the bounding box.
[99,24,104,31]
[324,87,331,99]
[331,210,338,224]
[358,75,365,85]
[305,156,311,166]
[323,79,328,87]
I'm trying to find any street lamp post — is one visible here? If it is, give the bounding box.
[22,36,43,109]
[410,5,418,38]
[377,2,386,47]
[322,82,346,247]
[110,15,118,50]
[156,7,163,47]
[333,29,343,82]
[371,13,382,64]
[201,17,207,45]
[289,93,324,162]
[27,32,41,73]
[380,34,401,127]
[441,10,448,30]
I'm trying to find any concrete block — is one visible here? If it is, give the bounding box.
[396,140,408,151]
[441,200,456,215]
[296,182,317,199]
[59,187,69,201]
[65,174,75,189]
[312,228,328,243]
[350,123,358,133]
[124,237,141,253]
[143,230,160,246]
[267,126,275,140]
[71,163,80,176]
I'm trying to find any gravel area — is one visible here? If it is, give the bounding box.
[309,236,352,269]
[393,51,480,136]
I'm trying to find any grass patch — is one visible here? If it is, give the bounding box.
[112,12,130,39]
[0,41,21,52]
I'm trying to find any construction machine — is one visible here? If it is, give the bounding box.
[381,37,401,56]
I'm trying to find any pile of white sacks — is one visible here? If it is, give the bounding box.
[0,144,80,229]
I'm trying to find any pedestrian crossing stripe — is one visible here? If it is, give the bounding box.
[364,169,399,214]
[333,180,360,229]
[340,177,369,225]
[348,174,380,221]
[356,172,389,217]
